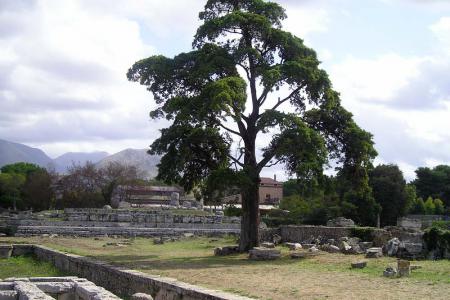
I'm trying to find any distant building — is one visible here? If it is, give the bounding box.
[222,175,283,205]
[111,185,184,208]
[259,176,283,205]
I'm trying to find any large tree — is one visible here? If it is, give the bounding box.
[369,164,408,226]
[413,165,450,208]
[128,0,376,251]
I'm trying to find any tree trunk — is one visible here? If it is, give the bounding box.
[239,170,260,252]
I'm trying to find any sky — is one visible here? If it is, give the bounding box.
[0,0,449,181]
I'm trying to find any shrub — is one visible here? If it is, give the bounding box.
[223,205,242,217]
[431,220,450,230]
[350,226,375,242]
[423,226,450,259]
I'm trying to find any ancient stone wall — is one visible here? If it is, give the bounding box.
[10,245,252,300]
[3,208,241,237]
[397,214,449,230]
[279,225,352,242]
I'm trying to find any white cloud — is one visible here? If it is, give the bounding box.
[327,16,450,181]
[283,6,330,39]
[0,0,160,156]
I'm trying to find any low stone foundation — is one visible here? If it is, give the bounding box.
[5,244,252,300]
[0,276,121,300]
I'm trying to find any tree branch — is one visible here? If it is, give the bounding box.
[227,154,244,168]
[264,159,282,168]
[269,86,302,111]
[218,123,242,137]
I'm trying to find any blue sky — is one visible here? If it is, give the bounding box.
[0,0,449,180]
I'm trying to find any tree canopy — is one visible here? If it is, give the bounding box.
[413,165,450,208]
[127,0,377,250]
[369,164,408,226]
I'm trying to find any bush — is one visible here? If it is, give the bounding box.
[423,226,450,259]
[350,227,375,242]
[431,220,450,230]
[223,205,242,217]
[261,209,297,227]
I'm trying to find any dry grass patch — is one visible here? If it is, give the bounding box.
[2,236,449,299]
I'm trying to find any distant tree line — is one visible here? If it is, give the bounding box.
[0,161,147,211]
[279,164,450,227]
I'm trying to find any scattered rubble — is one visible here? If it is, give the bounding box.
[383,266,397,278]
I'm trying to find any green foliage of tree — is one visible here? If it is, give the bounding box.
[434,198,445,215]
[410,197,426,214]
[369,164,408,226]
[1,162,44,175]
[404,184,418,213]
[279,195,328,225]
[0,173,25,210]
[413,165,450,208]
[424,196,436,215]
[22,170,54,212]
[0,162,54,211]
[128,0,376,250]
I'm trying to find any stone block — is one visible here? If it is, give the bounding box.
[132,292,153,300]
[319,244,340,253]
[260,242,275,248]
[397,259,410,277]
[249,247,281,260]
[0,290,17,300]
[383,266,397,278]
[351,261,367,269]
[284,242,302,251]
[366,247,383,258]
[214,246,239,256]
[0,244,13,258]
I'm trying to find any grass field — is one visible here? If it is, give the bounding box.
[0,255,66,279]
[2,236,449,299]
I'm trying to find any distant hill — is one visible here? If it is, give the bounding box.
[53,151,109,173]
[0,139,54,169]
[96,148,160,179]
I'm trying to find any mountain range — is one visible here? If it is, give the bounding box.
[0,139,159,178]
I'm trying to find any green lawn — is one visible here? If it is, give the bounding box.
[0,255,66,279]
[2,236,449,299]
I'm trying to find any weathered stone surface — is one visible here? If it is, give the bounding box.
[301,243,315,249]
[249,247,281,260]
[383,267,397,278]
[260,242,275,249]
[0,244,13,258]
[397,259,410,277]
[214,246,239,256]
[351,261,367,269]
[153,238,164,245]
[132,292,154,300]
[308,246,319,253]
[400,242,423,259]
[14,281,54,300]
[359,242,373,252]
[284,242,302,251]
[339,241,352,253]
[326,217,355,227]
[0,290,17,300]
[366,247,383,258]
[384,238,401,256]
[319,244,340,253]
[272,234,282,245]
[290,251,318,259]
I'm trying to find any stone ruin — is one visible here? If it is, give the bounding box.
[1,208,240,238]
[0,277,121,300]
